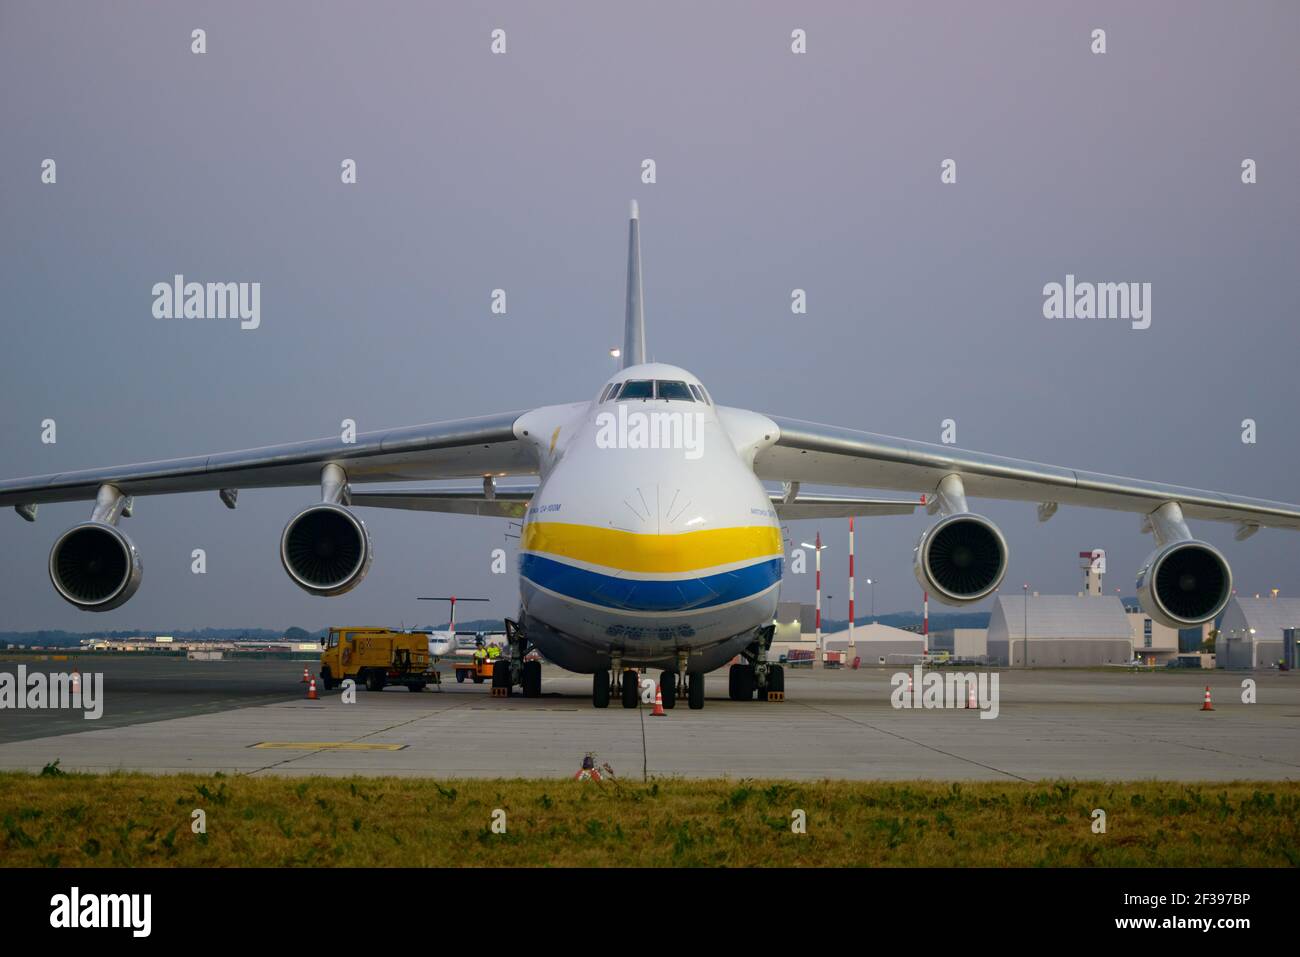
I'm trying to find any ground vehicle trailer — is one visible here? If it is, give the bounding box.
[453,657,496,684]
[319,627,438,691]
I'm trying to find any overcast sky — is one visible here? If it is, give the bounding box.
[2,2,1298,632]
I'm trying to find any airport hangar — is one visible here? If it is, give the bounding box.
[1217,596,1300,670]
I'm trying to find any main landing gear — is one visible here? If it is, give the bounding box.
[592,653,645,709]
[593,650,705,709]
[729,624,784,702]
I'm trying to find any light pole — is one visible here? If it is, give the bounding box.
[1022,583,1029,668]
[800,535,831,647]
[848,517,855,651]
[866,578,877,621]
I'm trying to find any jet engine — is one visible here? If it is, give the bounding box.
[280,503,373,596]
[913,513,1008,605]
[1135,540,1231,628]
[48,521,144,611]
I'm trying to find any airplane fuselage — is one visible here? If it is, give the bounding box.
[515,363,783,674]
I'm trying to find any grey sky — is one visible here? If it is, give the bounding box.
[2,2,1298,631]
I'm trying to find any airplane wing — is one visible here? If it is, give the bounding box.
[754,414,1300,533]
[350,485,536,518]
[0,411,535,516]
[770,492,921,520]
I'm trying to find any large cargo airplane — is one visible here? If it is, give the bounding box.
[4,204,1299,709]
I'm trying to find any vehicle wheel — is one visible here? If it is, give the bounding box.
[621,669,640,708]
[472,673,484,684]
[522,660,542,698]
[592,669,610,708]
[456,670,466,684]
[729,664,755,701]
[365,671,385,692]
[492,660,512,695]
[407,682,425,692]
[688,672,705,710]
[768,665,785,696]
[737,665,755,700]
[320,669,335,691]
[660,670,677,709]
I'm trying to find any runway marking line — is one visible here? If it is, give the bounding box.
[250,742,407,751]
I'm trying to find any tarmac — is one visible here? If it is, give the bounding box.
[1,657,1298,781]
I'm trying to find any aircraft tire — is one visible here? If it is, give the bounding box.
[593,669,610,708]
[621,670,639,708]
[660,670,677,709]
[688,672,705,710]
[522,660,542,697]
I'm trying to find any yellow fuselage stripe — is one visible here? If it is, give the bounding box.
[522,522,782,574]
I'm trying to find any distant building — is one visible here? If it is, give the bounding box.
[822,622,926,665]
[774,601,816,642]
[1124,611,1180,665]
[987,595,1133,667]
[928,628,988,660]
[1216,597,1300,670]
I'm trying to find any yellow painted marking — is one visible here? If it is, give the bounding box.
[250,742,407,751]
[549,426,561,454]
[521,522,782,573]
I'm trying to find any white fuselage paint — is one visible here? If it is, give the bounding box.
[511,363,783,674]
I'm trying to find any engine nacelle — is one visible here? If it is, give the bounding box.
[48,521,144,611]
[280,503,373,596]
[1135,540,1231,628]
[913,513,1008,605]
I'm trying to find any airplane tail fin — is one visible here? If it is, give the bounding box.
[621,200,645,368]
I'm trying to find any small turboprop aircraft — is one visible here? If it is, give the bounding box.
[4,204,1298,709]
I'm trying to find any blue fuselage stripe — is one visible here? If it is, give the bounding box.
[520,553,782,612]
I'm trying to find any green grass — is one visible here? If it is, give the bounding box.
[1,771,1297,867]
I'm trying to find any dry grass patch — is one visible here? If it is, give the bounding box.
[2,769,1297,867]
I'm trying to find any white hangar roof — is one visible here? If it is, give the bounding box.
[988,595,1132,640]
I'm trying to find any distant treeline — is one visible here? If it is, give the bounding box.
[0,618,510,647]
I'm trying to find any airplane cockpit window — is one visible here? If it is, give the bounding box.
[618,379,654,400]
[599,383,617,402]
[656,380,694,401]
[688,384,704,402]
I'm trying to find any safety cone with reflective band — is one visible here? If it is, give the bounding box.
[301,667,310,683]
[71,670,81,695]
[651,685,666,716]
[967,683,977,709]
[1201,686,1214,711]
[307,677,318,700]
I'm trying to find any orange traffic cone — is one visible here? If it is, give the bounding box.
[71,670,81,695]
[301,667,310,683]
[651,685,666,716]
[307,677,319,700]
[967,683,977,709]
[1201,686,1214,711]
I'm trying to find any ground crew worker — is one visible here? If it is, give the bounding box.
[487,644,500,660]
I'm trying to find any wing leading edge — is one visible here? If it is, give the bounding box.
[1,411,535,516]
[754,414,1300,533]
